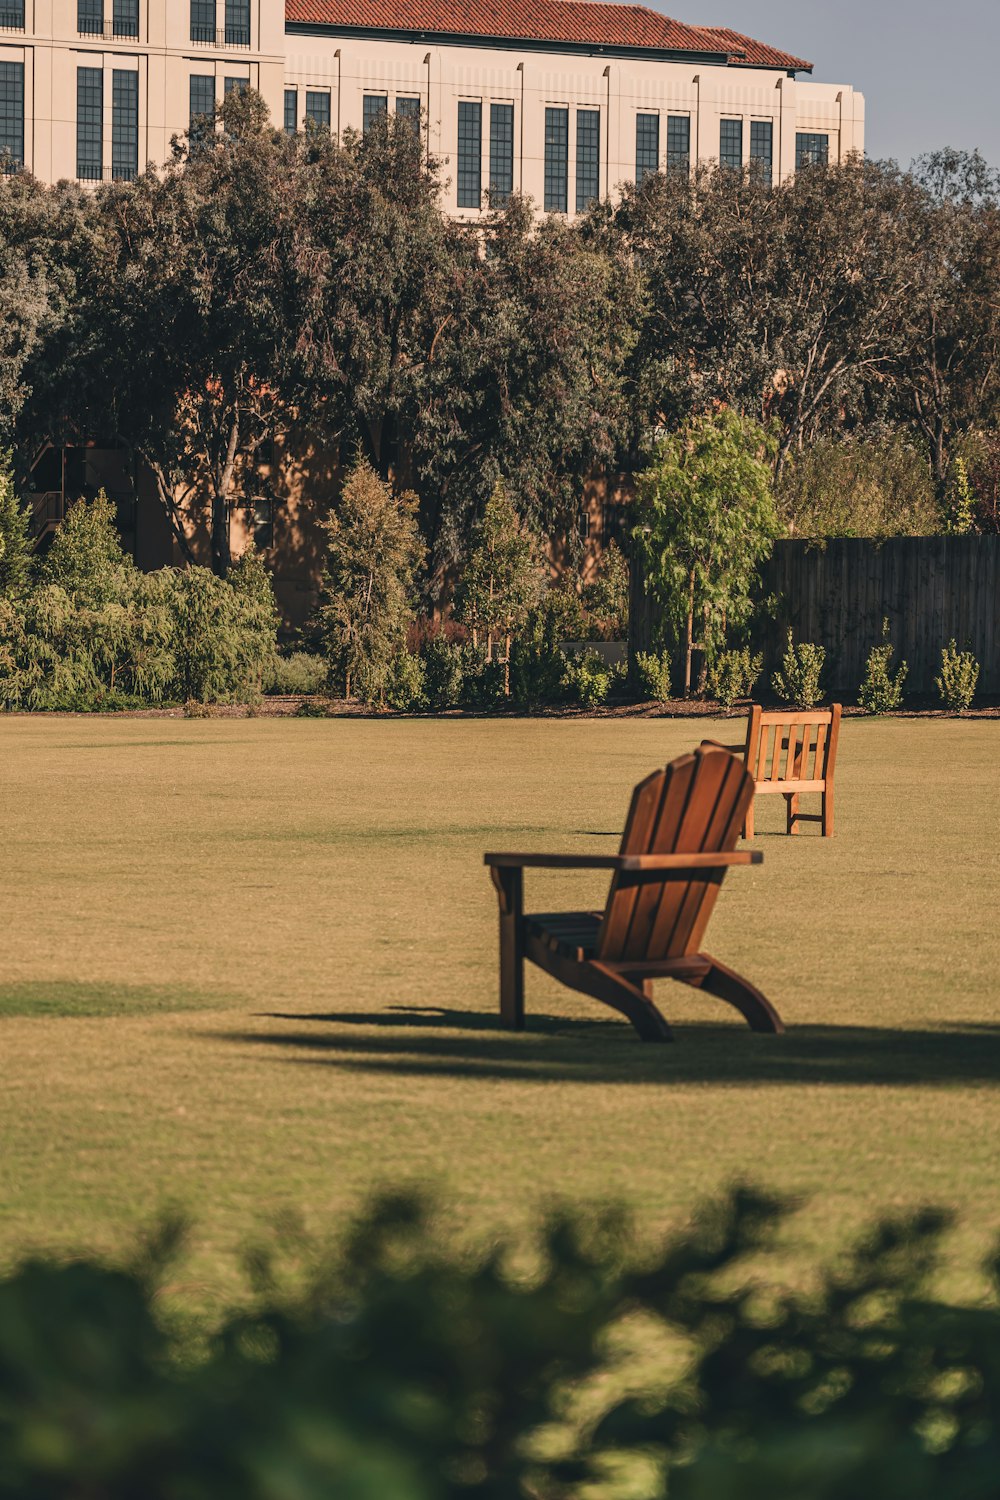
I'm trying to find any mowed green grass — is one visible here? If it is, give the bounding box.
[1,715,998,1305]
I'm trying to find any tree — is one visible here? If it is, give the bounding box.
[892,158,1000,498]
[0,450,33,597]
[635,409,779,696]
[455,483,540,685]
[65,91,295,575]
[606,160,918,477]
[0,174,83,448]
[317,461,425,701]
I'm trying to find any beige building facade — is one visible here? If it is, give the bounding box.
[3,1,863,206]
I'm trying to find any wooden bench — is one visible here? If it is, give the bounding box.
[705,703,841,838]
[485,746,782,1042]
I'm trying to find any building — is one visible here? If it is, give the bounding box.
[2,1,863,207]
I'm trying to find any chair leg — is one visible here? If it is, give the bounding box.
[490,867,525,1030]
[785,792,800,834]
[589,965,674,1041]
[743,799,754,840]
[696,953,784,1034]
[822,787,835,838]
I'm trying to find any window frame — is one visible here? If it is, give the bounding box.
[544,104,568,214]
[76,64,103,182]
[111,67,138,182]
[635,111,659,185]
[457,98,482,209]
[719,117,743,170]
[575,107,600,213]
[0,59,24,172]
[489,100,514,206]
[796,131,830,170]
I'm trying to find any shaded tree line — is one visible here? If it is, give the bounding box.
[1,92,999,599]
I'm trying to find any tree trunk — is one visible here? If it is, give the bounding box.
[684,568,695,697]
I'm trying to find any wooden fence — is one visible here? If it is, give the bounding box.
[630,535,1000,696]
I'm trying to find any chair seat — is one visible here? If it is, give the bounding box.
[526,911,603,962]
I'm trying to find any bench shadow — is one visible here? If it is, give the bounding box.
[218,1006,1000,1087]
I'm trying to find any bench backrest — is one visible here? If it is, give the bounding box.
[596,747,754,963]
[744,704,842,791]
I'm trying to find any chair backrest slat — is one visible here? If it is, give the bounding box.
[596,748,754,963]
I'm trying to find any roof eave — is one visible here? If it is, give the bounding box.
[286,18,744,66]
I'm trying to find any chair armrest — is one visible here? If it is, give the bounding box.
[484,852,762,871]
[700,738,746,755]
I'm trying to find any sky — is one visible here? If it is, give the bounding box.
[652,0,1000,168]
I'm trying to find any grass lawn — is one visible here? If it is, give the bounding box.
[1,714,998,1308]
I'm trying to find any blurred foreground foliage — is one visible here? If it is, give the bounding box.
[1,1188,999,1499]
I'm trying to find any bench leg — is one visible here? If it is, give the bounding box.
[490,867,525,1030]
[697,954,784,1033]
[822,787,835,838]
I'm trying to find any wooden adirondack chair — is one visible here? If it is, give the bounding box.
[485,746,783,1042]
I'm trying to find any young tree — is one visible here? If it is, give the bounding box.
[455,483,540,685]
[41,490,136,605]
[317,461,425,702]
[635,409,780,696]
[0,450,33,597]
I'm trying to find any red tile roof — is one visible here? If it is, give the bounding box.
[284,0,813,72]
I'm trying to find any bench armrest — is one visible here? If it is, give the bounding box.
[700,738,746,755]
[484,851,762,871]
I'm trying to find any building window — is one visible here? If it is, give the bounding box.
[750,120,773,177]
[0,2,25,30]
[283,88,297,134]
[112,69,138,181]
[113,0,138,39]
[576,108,599,212]
[0,60,24,172]
[190,0,215,45]
[796,132,829,169]
[305,90,330,129]
[225,0,249,47]
[77,66,103,181]
[224,76,247,96]
[489,102,513,205]
[250,496,274,549]
[667,115,690,174]
[635,112,659,184]
[362,93,387,135]
[720,118,743,169]
[78,0,103,36]
[396,95,420,135]
[189,73,215,137]
[457,100,481,209]
[544,105,568,213]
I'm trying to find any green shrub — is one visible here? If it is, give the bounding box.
[633,649,672,702]
[458,642,506,708]
[0,449,32,599]
[2,1193,1000,1499]
[509,605,565,706]
[561,649,612,708]
[771,630,826,708]
[936,640,980,711]
[778,435,940,538]
[707,647,763,708]
[264,651,328,696]
[858,621,908,713]
[169,563,277,705]
[382,649,427,711]
[421,635,466,709]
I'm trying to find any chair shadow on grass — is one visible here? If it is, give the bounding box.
[218,1005,1000,1088]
